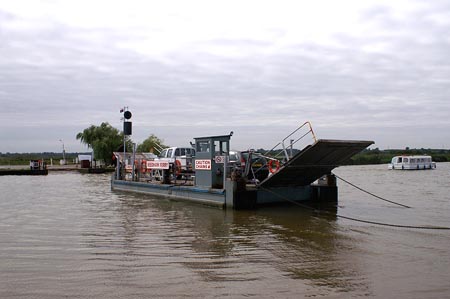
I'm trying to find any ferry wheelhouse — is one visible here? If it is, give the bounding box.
[388,155,436,170]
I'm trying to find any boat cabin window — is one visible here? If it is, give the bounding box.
[213,140,229,155]
[404,158,409,163]
[197,141,210,153]
[398,157,402,163]
[167,149,173,158]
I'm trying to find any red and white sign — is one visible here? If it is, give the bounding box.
[214,156,225,164]
[146,160,170,170]
[195,159,211,170]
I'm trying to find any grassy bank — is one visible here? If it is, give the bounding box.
[0,152,89,166]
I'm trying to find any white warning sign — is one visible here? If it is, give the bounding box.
[195,159,211,170]
[146,160,170,170]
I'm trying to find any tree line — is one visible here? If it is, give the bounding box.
[75,122,166,165]
[347,148,450,165]
[0,122,167,166]
[3,122,450,166]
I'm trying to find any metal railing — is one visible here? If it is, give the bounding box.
[263,121,317,162]
[242,122,317,184]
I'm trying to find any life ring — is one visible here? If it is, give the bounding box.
[240,157,246,168]
[268,160,280,174]
[175,160,182,175]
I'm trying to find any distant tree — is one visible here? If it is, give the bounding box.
[76,122,131,165]
[136,134,167,154]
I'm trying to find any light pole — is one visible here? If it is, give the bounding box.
[119,107,132,180]
[59,139,66,165]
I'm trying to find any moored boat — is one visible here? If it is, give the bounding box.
[388,155,436,170]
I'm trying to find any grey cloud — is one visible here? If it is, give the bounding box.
[1,3,450,152]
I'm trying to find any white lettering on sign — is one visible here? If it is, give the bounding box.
[214,156,225,164]
[146,160,170,170]
[195,159,211,170]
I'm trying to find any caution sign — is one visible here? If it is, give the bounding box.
[195,159,211,170]
[146,160,170,170]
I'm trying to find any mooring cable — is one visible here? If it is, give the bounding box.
[332,173,411,208]
[335,214,450,230]
[258,186,450,230]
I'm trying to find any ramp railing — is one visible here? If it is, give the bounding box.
[263,121,317,162]
[152,143,166,155]
[243,122,317,184]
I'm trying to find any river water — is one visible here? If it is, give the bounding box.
[1,163,450,298]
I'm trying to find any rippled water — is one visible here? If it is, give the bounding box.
[1,164,450,298]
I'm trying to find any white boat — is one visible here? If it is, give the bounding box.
[388,155,436,170]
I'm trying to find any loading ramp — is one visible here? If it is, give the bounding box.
[259,139,374,187]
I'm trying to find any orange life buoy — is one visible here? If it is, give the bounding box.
[268,159,280,174]
[175,160,182,175]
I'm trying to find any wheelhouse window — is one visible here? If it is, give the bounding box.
[197,141,210,153]
[213,140,229,155]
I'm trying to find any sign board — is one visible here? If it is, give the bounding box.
[195,159,211,170]
[146,160,170,170]
[214,156,226,164]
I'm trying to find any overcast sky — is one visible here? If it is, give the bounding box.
[1,0,450,153]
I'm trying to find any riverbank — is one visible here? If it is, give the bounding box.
[0,164,114,174]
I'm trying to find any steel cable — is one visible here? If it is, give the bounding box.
[332,173,411,208]
[258,186,450,230]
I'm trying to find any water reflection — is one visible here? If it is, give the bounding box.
[110,192,368,295]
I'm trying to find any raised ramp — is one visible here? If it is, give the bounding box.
[259,139,374,187]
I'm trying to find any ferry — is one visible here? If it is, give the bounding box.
[388,155,436,170]
[111,121,373,209]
